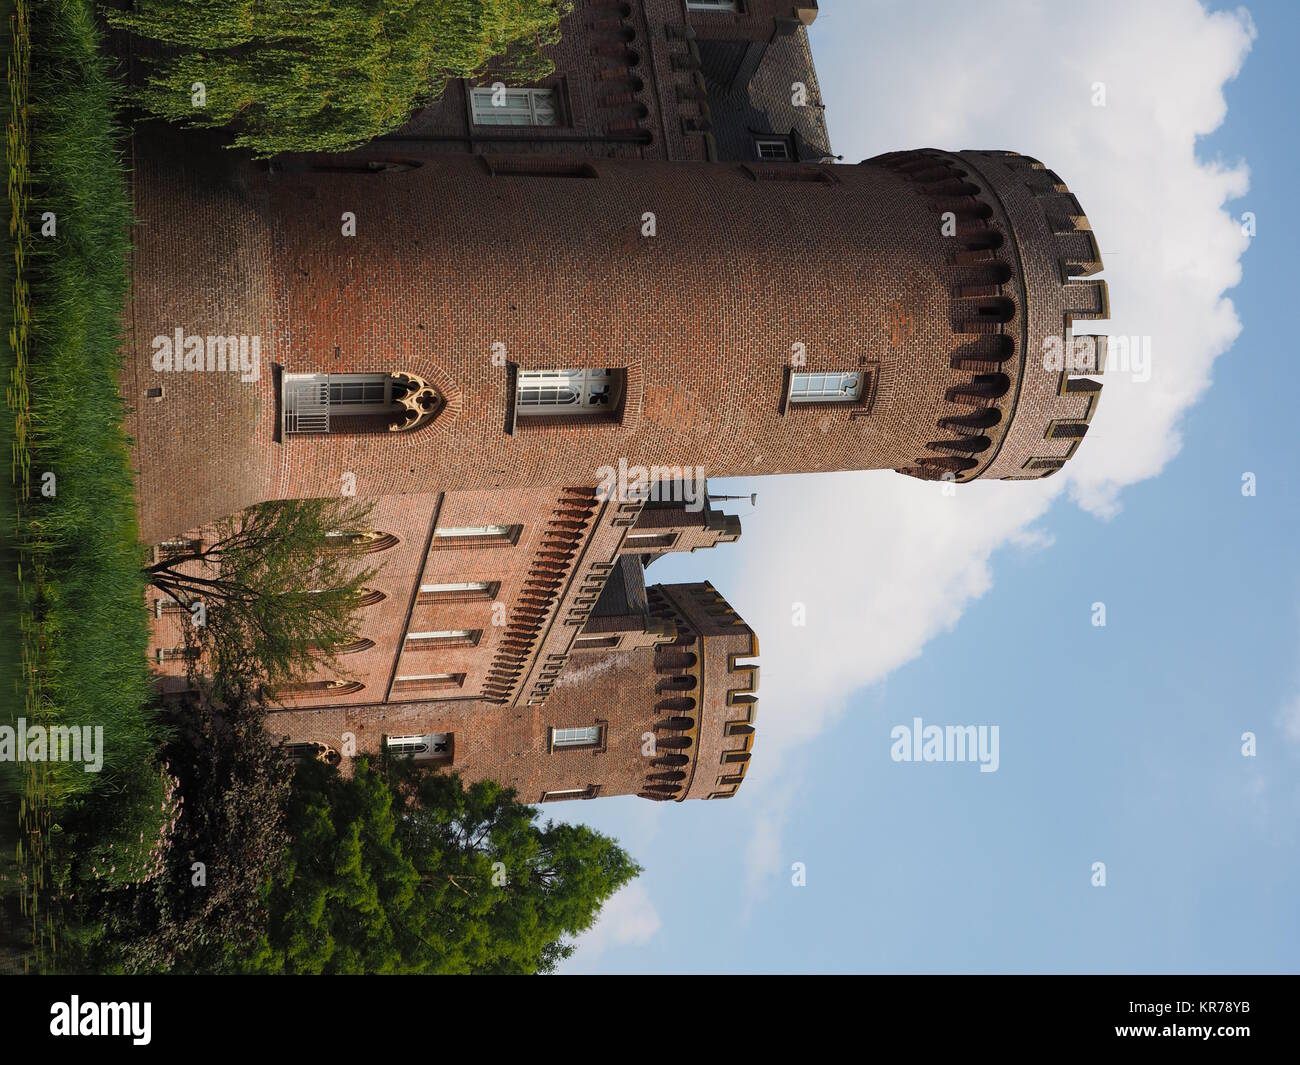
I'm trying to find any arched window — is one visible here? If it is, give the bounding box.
[271,679,364,698]
[324,530,399,553]
[283,371,442,434]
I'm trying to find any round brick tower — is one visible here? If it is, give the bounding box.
[126,143,1107,538]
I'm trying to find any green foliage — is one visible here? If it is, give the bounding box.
[253,759,641,974]
[1,0,160,968]
[107,0,573,155]
[4,0,158,808]
[145,497,382,693]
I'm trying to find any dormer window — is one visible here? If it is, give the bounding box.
[516,368,623,418]
[790,372,863,403]
[755,138,791,161]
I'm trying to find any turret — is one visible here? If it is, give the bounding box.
[127,143,1105,541]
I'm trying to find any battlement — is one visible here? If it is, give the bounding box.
[640,583,758,801]
[876,149,1108,483]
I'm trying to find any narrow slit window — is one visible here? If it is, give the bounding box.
[394,673,465,689]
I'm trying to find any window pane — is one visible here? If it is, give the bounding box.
[472,88,558,127]
[420,581,490,594]
[328,376,390,407]
[518,368,619,417]
[553,725,601,748]
[791,371,863,403]
[435,525,510,538]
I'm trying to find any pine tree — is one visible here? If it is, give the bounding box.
[255,759,640,974]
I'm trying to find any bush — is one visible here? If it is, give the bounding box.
[60,681,293,973]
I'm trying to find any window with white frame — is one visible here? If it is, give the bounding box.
[283,372,423,434]
[470,86,559,127]
[420,581,494,596]
[790,371,864,403]
[551,725,603,750]
[326,374,398,412]
[516,368,623,417]
[755,138,790,160]
[686,0,739,11]
[435,525,509,538]
[541,786,599,802]
[386,733,453,759]
[156,647,200,663]
[406,629,478,644]
[432,524,520,548]
[157,538,201,560]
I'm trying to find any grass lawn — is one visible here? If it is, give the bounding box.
[2,0,162,970]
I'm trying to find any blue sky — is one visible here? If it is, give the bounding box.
[558,0,1298,973]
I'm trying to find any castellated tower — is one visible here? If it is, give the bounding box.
[128,145,1106,541]
[127,5,1107,804]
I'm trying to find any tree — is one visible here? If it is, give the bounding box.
[252,759,641,974]
[59,678,294,974]
[108,0,572,156]
[144,498,380,692]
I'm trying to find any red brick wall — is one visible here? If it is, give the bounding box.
[128,147,1102,543]
[264,579,758,804]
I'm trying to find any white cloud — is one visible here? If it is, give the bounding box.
[564,882,661,966]
[733,0,1255,891]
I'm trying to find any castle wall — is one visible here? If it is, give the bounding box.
[262,579,756,805]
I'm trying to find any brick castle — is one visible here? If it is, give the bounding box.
[126,1,1108,804]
